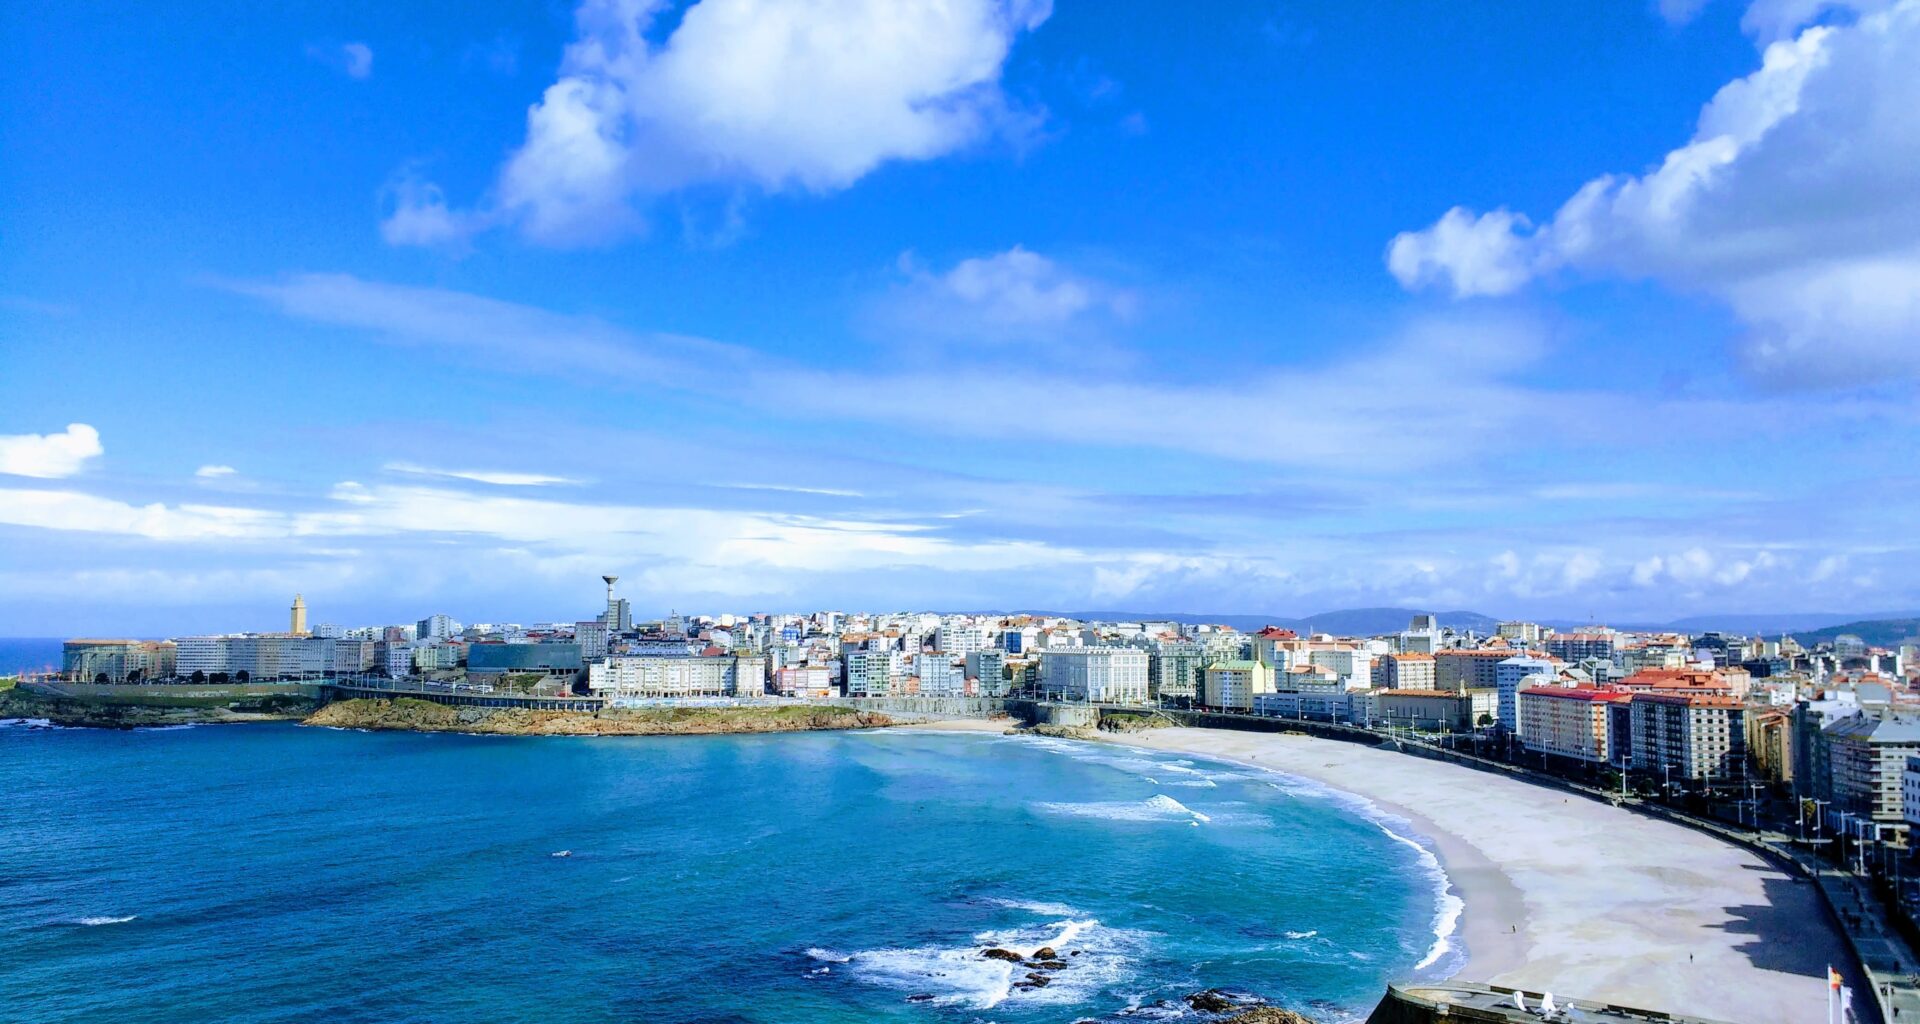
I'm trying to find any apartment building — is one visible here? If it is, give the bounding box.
[1040,647,1150,704]
[1519,687,1627,764]
[1629,692,1747,782]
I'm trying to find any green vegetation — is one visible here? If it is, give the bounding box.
[1098,711,1170,733]
[1792,617,1920,649]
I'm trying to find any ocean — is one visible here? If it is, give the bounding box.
[0,637,63,676]
[0,724,1459,1023]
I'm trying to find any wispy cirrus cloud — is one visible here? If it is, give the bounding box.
[384,461,585,487]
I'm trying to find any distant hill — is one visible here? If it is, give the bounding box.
[1008,607,1500,637]
[1791,618,1920,649]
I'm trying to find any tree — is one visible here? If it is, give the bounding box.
[190,670,207,684]
[126,669,143,684]
[235,670,251,683]
[1477,713,1495,728]
[210,672,229,684]
[94,672,110,684]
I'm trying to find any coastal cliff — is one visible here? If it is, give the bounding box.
[302,697,896,736]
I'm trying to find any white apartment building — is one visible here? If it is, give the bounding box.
[936,623,989,656]
[1040,647,1150,704]
[588,655,766,699]
[1496,655,1557,734]
[1309,646,1373,689]
[915,653,967,696]
[383,642,417,679]
[844,650,897,697]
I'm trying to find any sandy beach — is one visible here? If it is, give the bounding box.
[916,721,1855,1023]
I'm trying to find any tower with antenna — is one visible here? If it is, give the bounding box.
[602,575,631,632]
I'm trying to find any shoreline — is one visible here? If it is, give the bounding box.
[916,721,1849,1024]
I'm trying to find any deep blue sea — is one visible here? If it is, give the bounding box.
[0,637,62,676]
[0,724,1459,1023]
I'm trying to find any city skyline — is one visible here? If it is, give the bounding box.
[7,0,1920,634]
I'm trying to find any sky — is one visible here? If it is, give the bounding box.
[3,0,1919,635]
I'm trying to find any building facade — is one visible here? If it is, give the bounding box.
[1040,647,1150,704]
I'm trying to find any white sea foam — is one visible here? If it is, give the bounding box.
[1099,737,1469,979]
[1284,929,1318,940]
[1035,794,1212,823]
[1374,821,1463,971]
[0,718,57,729]
[69,915,137,926]
[137,724,195,732]
[830,903,1147,1009]
[981,897,1080,917]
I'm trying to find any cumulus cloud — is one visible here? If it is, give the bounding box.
[874,246,1137,348]
[387,0,1052,247]
[1387,0,1920,385]
[378,173,488,248]
[0,424,103,478]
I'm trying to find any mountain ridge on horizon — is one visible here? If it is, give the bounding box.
[999,607,1920,639]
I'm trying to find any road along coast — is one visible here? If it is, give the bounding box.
[916,721,1854,1024]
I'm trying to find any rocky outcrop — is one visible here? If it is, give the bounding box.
[1221,1009,1316,1024]
[301,698,895,737]
[1182,990,1319,1024]
[1097,712,1172,733]
[980,948,1026,962]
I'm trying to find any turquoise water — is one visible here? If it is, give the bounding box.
[0,724,1459,1023]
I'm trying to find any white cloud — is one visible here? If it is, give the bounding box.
[0,489,288,540]
[384,461,585,487]
[343,42,373,79]
[236,272,1843,473]
[713,481,865,498]
[195,465,238,479]
[1659,0,1716,25]
[378,173,488,248]
[1385,207,1538,299]
[0,424,103,478]
[308,41,374,80]
[1388,0,1920,384]
[390,0,1051,246]
[875,246,1137,347]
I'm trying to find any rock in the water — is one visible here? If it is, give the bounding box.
[981,947,1026,961]
[1222,1009,1316,1024]
[1032,946,1057,959]
[1188,990,1246,1013]
[1024,973,1051,987]
[906,994,934,1003]
[1032,959,1069,970]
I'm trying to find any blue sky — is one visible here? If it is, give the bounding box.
[4,0,1918,635]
